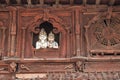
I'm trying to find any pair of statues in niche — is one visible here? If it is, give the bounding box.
[36,28,58,49]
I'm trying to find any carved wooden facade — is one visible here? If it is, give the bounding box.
[0,0,120,80]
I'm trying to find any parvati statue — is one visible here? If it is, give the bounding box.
[47,32,58,48]
[36,28,48,49]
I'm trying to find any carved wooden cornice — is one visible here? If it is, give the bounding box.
[0,0,119,7]
[15,71,120,80]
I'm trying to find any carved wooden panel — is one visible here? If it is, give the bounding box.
[84,62,120,72]
[17,8,74,58]
[0,62,9,73]
[0,11,10,57]
[0,5,119,80]
[16,71,120,80]
[18,62,74,73]
[84,13,120,56]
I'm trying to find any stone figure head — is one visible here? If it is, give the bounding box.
[48,31,55,42]
[39,28,47,41]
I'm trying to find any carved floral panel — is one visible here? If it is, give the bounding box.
[85,14,120,55]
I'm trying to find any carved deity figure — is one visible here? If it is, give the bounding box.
[36,28,48,49]
[47,32,58,48]
[9,62,17,72]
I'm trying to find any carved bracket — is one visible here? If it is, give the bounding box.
[9,62,17,72]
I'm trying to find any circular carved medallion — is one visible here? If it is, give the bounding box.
[94,17,120,46]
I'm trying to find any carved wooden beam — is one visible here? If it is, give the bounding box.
[5,0,10,5]
[109,0,115,6]
[83,0,87,5]
[96,0,101,5]
[16,0,21,4]
[75,9,81,56]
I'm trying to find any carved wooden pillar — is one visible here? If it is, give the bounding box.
[21,27,26,59]
[75,9,81,56]
[0,29,1,54]
[84,25,90,57]
[60,32,67,57]
[8,17,11,57]
[0,27,7,56]
[80,12,84,56]
[1,27,7,56]
[66,27,71,57]
[72,12,76,56]
[10,10,17,57]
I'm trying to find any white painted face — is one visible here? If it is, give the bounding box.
[48,36,54,42]
[39,34,47,40]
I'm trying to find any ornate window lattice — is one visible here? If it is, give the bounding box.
[94,17,120,47]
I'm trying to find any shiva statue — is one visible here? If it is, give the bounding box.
[47,32,58,48]
[36,28,48,49]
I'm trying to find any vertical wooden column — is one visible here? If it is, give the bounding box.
[80,12,84,56]
[1,27,7,56]
[66,28,71,57]
[60,32,67,58]
[0,29,2,55]
[10,10,17,57]
[21,27,26,59]
[75,9,81,56]
[7,12,12,57]
[72,11,76,56]
[84,25,90,57]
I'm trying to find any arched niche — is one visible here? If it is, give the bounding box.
[25,16,67,58]
[32,21,60,48]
